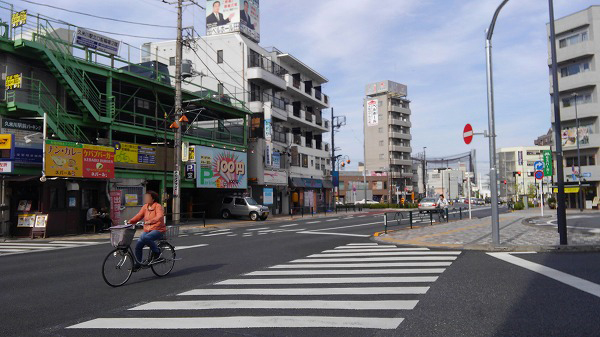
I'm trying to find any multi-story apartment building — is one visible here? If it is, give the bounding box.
[0,11,248,237]
[145,12,331,215]
[363,80,412,202]
[548,6,600,208]
[426,169,465,200]
[337,171,389,204]
[498,146,551,201]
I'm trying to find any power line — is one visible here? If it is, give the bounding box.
[14,0,178,28]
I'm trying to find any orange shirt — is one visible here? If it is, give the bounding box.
[129,202,166,233]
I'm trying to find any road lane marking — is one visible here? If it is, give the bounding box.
[50,241,104,245]
[270,262,453,268]
[308,251,461,257]
[130,300,419,311]
[280,224,299,227]
[202,232,231,237]
[179,287,429,296]
[0,248,28,252]
[297,231,371,238]
[247,227,270,231]
[326,219,339,222]
[487,252,600,299]
[291,256,457,262]
[308,222,382,232]
[176,244,208,250]
[306,221,321,224]
[208,229,231,233]
[346,243,378,246]
[327,248,429,252]
[217,276,438,285]
[67,316,405,330]
[246,268,446,276]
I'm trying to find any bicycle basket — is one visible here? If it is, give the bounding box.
[165,225,179,240]
[110,225,136,248]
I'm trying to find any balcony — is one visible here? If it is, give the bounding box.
[285,74,330,108]
[562,164,600,182]
[286,105,330,132]
[551,102,598,123]
[247,51,288,90]
[551,71,597,93]
[561,133,600,151]
[389,118,411,128]
[389,132,412,140]
[552,40,595,64]
[389,144,412,153]
[247,68,287,90]
[390,103,410,114]
[389,158,413,166]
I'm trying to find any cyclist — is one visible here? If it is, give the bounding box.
[437,194,449,218]
[128,191,165,270]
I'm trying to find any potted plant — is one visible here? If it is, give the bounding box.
[547,196,557,209]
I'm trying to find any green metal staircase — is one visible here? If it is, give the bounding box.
[21,21,114,124]
[6,77,90,144]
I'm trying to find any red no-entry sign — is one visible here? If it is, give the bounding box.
[463,124,473,145]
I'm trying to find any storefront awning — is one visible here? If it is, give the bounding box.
[290,177,327,189]
[290,177,304,188]
[0,175,39,182]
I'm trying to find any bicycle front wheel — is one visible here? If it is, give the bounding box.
[151,242,176,277]
[102,249,134,287]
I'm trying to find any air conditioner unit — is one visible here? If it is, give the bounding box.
[181,59,193,79]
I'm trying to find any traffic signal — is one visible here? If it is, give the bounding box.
[503,180,507,185]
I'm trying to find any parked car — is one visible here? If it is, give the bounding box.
[418,198,438,212]
[221,196,269,221]
[355,199,379,205]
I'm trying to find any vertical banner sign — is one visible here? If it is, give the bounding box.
[196,145,247,189]
[366,99,378,127]
[182,142,189,162]
[264,102,273,167]
[543,150,553,176]
[109,190,122,225]
[263,188,274,205]
[271,152,281,169]
[11,10,26,28]
[188,146,196,161]
[206,0,260,42]
[518,151,523,166]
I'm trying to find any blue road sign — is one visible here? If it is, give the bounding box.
[534,161,544,171]
[583,172,592,178]
[535,170,544,180]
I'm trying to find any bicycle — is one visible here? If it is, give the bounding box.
[102,222,177,287]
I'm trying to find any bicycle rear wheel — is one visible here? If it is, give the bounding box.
[102,249,134,287]
[151,242,175,277]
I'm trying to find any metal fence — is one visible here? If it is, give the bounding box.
[383,207,466,234]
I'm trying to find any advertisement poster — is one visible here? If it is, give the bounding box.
[34,214,48,228]
[264,170,287,185]
[562,125,592,147]
[367,99,379,127]
[272,152,281,169]
[75,27,120,55]
[124,194,138,206]
[45,140,83,177]
[114,142,156,165]
[263,188,274,205]
[195,145,247,189]
[206,0,260,42]
[17,214,36,227]
[82,144,115,179]
[109,190,122,225]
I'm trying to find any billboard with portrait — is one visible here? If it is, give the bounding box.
[206,0,260,42]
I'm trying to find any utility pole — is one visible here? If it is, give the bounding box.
[172,0,183,225]
[485,0,509,245]
[423,147,427,198]
[573,93,583,212]
[548,0,568,244]
[330,107,335,211]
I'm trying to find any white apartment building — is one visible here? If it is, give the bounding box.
[426,169,465,200]
[548,6,600,208]
[498,146,551,200]
[143,34,331,215]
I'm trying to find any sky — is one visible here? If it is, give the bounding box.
[3,0,597,174]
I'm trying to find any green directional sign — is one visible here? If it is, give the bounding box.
[543,150,553,176]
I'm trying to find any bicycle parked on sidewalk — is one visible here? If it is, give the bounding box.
[101,222,177,287]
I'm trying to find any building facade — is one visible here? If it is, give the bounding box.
[363,80,412,201]
[548,6,600,208]
[426,169,465,200]
[337,171,389,204]
[0,13,249,236]
[498,146,551,201]
[145,33,332,215]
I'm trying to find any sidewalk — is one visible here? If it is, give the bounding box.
[2,208,380,242]
[373,208,600,251]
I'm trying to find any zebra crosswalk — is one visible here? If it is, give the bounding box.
[0,240,105,257]
[68,242,461,332]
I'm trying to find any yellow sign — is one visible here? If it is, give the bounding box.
[189,146,195,161]
[0,134,13,150]
[114,142,156,165]
[45,140,83,177]
[5,74,22,90]
[553,187,580,194]
[11,10,26,28]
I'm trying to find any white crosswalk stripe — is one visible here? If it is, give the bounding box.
[0,240,105,257]
[68,243,462,332]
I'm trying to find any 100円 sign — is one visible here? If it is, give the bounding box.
[5,73,22,90]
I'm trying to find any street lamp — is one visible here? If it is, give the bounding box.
[485,0,509,245]
[572,92,583,212]
[423,147,427,198]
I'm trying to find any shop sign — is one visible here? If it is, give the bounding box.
[188,146,195,161]
[17,214,35,227]
[45,140,114,178]
[5,73,22,90]
[0,161,13,173]
[75,27,120,55]
[185,163,196,180]
[124,194,138,206]
[11,10,26,28]
[263,188,274,205]
[272,152,281,169]
[195,145,247,189]
[264,170,287,185]
[114,142,156,166]
[35,214,48,228]
[182,142,189,162]
[109,190,122,224]
[0,134,13,150]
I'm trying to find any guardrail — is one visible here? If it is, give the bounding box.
[164,211,206,227]
[383,207,466,234]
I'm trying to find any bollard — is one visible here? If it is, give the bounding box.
[430,211,433,226]
[302,207,304,218]
[384,213,388,234]
[459,207,462,220]
[445,208,449,222]
[409,211,413,229]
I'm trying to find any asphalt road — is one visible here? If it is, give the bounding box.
[526,212,600,234]
[2,205,599,336]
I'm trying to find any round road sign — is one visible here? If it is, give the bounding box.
[535,170,544,180]
[463,124,473,145]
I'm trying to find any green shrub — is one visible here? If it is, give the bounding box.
[513,201,524,210]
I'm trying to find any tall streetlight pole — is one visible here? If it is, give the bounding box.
[485,0,509,245]
[172,0,183,225]
[423,147,427,198]
[549,0,568,244]
[573,93,583,212]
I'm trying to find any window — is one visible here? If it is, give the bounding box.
[560,61,590,78]
[217,50,224,64]
[234,198,246,206]
[379,154,384,160]
[378,127,383,133]
[223,197,233,204]
[566,156,596,167]
[136,98,150,110]
[49,187,65,210]
[562,92,593,107]
[302,154,308,168]
[169,57,175,66]
[249,82,261,102]
[559,31,588,48]
[379,140,384,146]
